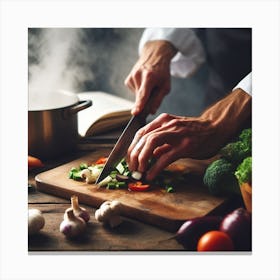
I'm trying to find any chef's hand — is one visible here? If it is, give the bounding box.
[125,40,177,115]
[127,88,252,180]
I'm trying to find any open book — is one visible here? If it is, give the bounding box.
[77,91,134,137]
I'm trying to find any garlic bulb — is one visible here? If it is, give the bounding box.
[60,208,86,238]
[95,200,123,228]
[28,208,45,235]
[66,195,90,223]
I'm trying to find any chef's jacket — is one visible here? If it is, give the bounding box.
[139,28,252,96]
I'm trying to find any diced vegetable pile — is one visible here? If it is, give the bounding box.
[68,157,182,193]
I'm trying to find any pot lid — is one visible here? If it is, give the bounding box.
[28,89,79,111]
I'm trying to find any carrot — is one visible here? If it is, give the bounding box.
[28,155,44,169]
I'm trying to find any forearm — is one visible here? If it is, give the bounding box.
[140,40,178,67]
[202,88,252,144]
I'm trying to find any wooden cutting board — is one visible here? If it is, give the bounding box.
[35,150,228,232]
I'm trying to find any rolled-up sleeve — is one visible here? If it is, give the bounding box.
[233,72,252,95]
[139,28,206,78]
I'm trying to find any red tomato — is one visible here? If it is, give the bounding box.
[128,181,150,192]
[197,230,234,251]
[95,157,108,164]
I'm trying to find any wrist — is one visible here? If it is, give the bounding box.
[141,40,177,65]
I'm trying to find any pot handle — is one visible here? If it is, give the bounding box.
[67,100,92,116]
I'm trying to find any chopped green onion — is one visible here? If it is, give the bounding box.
[79,163,88,170]
[166,186,174,193]
[106,182,117,189]
[116,162,125,174]
[116,182,126,188]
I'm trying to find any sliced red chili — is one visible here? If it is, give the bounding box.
[95,157,108,164]
[128,181,150,192]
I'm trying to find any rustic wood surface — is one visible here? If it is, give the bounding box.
[28,148,244,252]
[35,150,229,232]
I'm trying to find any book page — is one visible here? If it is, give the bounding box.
[77,91,134,137]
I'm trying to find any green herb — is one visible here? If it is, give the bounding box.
[235,157,252,185]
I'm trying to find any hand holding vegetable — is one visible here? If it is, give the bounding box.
[127,89,252,181]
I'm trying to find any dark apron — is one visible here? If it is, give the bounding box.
[194,28,252,105]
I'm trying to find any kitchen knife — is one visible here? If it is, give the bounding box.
[95,95,153,184]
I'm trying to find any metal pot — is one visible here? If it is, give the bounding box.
[28,90,92,159]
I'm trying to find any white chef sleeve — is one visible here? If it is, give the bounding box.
[233,72,252,95]
[139,28,206,78]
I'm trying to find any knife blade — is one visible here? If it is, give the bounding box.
[95,95,153,184]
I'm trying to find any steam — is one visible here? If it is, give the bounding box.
[28,28,143,104]
[28,28,95,94]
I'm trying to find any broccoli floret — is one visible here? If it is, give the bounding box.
[220,141,250,165]
[203,159,240,196]
[219,128,252,165]
[235,156,252,185]
[239,128,252,148]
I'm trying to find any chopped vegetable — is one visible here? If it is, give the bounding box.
[97,175,112,188]
[68,167,83,180]
[69,157,177,193]
[95,157,108,165]
[131,171,142,180]
[128,181,150,192]
[165,185,174,193]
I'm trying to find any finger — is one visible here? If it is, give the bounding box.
[153,144,172,158]
[137,133,162,172]
[149,84,170,114]
[124,74,137,92]
[133,71,155,115]
[146,150,179,181]
[128,136,146,172]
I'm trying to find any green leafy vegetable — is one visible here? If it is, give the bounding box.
[235,157,252,185]
[219,128,252,166]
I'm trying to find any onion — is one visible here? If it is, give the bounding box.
[219,207,252,251]
[176,216,223,250]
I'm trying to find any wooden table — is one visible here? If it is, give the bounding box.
[28,147,244,252]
